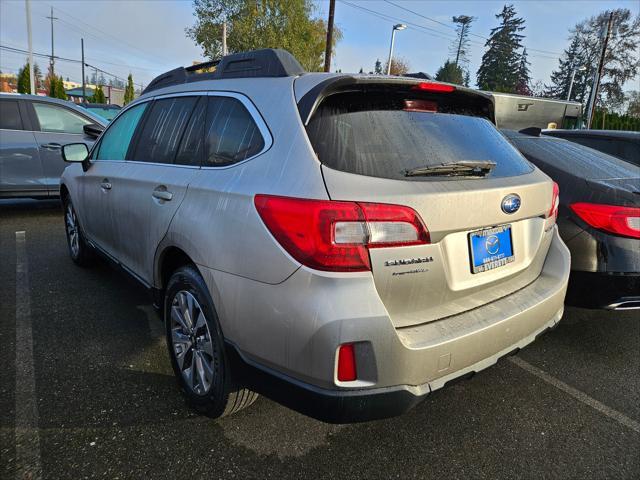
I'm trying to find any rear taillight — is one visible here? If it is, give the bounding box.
[254,195,430,272]
[548,182,560,220]
[570,202,640,239]
[411,82,456,93]
[337,343,357,382]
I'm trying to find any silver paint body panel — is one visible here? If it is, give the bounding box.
[62,73,571,391]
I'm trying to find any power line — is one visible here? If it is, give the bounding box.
[0,44,145,88]
[383,0,564,57]
[52,5,173,66]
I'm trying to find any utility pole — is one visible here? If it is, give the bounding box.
[585,12,614,129]
[81,38,86,104]
[324,0,336,72]
[222,22,227,56]
[25,0,35,94]
[46,7,58,76]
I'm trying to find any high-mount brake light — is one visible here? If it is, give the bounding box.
[570,202,640,239]
[411,82,456,93]
[254,195,430,272]
[404,99,438,112]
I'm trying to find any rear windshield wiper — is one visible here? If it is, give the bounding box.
[404,160,497,177]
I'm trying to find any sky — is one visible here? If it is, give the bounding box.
[0,0,638,91]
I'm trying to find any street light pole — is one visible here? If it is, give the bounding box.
[386,24,406,75]
[25,0,35,94]
[567,65,586,101]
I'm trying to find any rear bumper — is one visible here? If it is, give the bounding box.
[566,271,640,310]
[216,229,570,423]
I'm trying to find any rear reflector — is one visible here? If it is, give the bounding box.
[337,344,357,382]
[411,82,456,93]
[254,195,429,272]
[570,202,640,239]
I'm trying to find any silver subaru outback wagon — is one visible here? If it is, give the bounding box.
[60,49,570,423]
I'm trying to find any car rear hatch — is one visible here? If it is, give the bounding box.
[299,78,558,328]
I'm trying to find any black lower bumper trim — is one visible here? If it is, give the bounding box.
[225,344,427,424]
[565,271,640,309]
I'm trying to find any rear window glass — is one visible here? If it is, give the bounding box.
[306,91,533,181]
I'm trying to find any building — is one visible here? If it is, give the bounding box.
[65,85,125,106]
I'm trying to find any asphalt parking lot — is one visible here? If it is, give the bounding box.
[1,199,639,480]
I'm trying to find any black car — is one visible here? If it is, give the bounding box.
[542,129,640,167]
[504,129,640,310]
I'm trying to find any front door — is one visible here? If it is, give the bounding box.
[77,102,148,255]
[28,100,96,196]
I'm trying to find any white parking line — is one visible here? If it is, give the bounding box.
[509,356,640,434]
[14,231,43,480]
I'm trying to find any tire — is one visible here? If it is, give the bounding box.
[63,196,94,267]
[165,265,257,418]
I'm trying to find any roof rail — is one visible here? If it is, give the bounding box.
[143,48,306,95]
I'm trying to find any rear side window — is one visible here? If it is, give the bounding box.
[204,96,264,167]
[0,100,23,130]
[132,97,198,164]
[96,103,147,160]
[32,102,91,134]
[306,91,533,181]
[175,98,206,166]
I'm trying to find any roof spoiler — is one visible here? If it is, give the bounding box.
[297,76,495,126]
[143,48,306,95]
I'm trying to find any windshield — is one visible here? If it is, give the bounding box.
[306,92,533,181]
[86,106,120,121]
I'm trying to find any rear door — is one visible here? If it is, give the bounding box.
[107,95,204,283]
[305,84,556,327]
[28,100,96,195]
[0,98,45,197]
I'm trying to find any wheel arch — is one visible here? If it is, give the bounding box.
[155,245,197,291]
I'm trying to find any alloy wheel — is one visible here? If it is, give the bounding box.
[170,290,215,395]
[65,203,80,257]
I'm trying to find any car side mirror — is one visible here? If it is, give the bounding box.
[62,143,89,163]
[83,123,104,138]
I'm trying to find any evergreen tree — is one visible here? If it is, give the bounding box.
[374,59,383,74]
[56,76,67,100]
[47,73,58,98]
[17,62,31,94]
[33,63,43,90]
[514,48,532,95]
[451,15,475,68]
[124,73,135,105]
[435,60,464,85]
[476,4,525,92]
[91,85,106,103]
[463,70,470,87]
[545,9,639,109]
[545,34,589,102]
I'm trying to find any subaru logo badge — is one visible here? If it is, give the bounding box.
[501,194,521,214]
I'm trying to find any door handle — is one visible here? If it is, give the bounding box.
[152,189,173,201]
[41,143,62,150]
[100,180,112,190]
